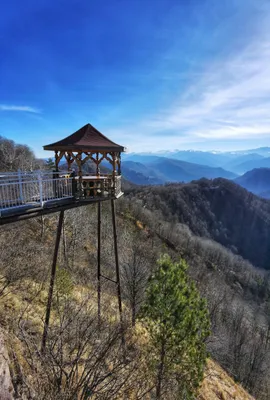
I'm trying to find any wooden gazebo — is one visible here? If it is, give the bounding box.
[40,123,125,351]
[44,123,125,200]
[0,123,126,353]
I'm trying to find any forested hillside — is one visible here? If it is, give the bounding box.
[0,199,267,399]
[1,137,270,398]
[4,0,270,397]
[126,178,270,269]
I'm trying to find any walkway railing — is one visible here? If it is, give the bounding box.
[0,171,122,215]
[0,171,73,212]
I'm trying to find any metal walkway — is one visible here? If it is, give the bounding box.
[0,170,122,224]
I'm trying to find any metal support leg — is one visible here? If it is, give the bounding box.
[41,210,64,353]
[111,200,125,345]
[97,202,101,328]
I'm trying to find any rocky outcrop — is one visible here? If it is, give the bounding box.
[0,332,14,400]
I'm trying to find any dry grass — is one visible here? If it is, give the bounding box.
[0,277,256,400]
[199,359,255,400]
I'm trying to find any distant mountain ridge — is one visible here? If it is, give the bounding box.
[123,147,270,175]
[222,153,265,174]
[121,156,236,184]
[233,157,270,174]
[235,168,270,198]
[121,161,163,185]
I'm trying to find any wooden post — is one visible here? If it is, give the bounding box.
[117,152,121,176]
[97,201,101,328]
[66,152,73,171]
[111,199,125,345]
[54,151,59,172]
[96,152,100,176]
[41,210,64,353]
[112,153,116,197]
[77,152,83,198]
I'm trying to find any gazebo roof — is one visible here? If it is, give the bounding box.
[43,123,125,152]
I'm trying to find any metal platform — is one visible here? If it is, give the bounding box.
[0,170,123,225]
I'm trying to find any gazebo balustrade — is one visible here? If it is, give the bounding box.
[73,174,122,200]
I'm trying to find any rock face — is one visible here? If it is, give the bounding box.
[0,332,14,400]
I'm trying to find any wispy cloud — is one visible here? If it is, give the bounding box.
[0,104,40,113]
[110,7,270,151]
[146,41,270,141]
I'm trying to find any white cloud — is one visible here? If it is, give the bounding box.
[148,40,270,140]
[0,104,40,113]
[110,9,270,151]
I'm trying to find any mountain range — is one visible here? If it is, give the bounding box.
[122,147,270,171]
[121,157,236,185]
[120,147,270,197]
[235,168,270,198]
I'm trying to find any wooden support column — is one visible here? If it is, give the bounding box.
[54,151,59,172]
[76,152,83,198]
[96,152,100,176]
[97,201,101,328]
[117,152,121,175]
[112,153,116,196]
[54,151,65,172]
[41,210,64,354]
[111,199,125,345]
[66,152,73,171]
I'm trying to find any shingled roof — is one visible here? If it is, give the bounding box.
[44,123,125,152]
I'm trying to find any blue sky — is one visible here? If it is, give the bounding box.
[1,0,270,157]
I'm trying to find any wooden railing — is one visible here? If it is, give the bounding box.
[76,175,122,200]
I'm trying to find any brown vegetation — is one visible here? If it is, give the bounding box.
[1,173,270,397]
[125,179,270,269]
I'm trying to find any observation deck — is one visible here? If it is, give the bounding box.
[0,171,123,223]
[0,123,124,225]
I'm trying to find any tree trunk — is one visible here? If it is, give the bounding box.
[131,300,136,327]
[156,340,166,399]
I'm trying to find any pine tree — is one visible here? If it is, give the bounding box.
[45,157,55,170]
[140,254,210,399]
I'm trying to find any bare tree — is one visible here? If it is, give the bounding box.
[120,230,152,326]
[0,136,42,172]
[17,295,151,400]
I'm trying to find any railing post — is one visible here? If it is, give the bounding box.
[18,169,24,204]
[38,171,43,206]
[53,170,57,199]
[71,170,77,197]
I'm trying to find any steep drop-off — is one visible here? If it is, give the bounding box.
[127,178,270,269]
